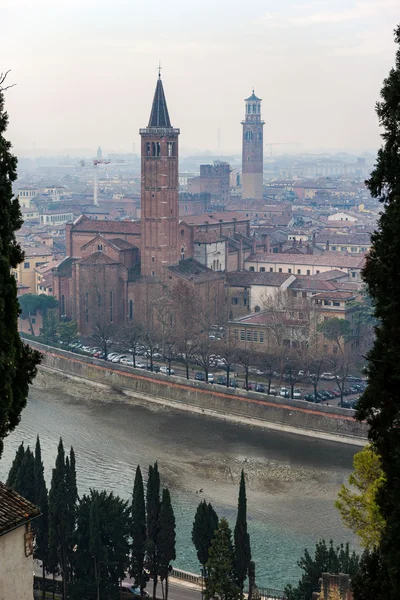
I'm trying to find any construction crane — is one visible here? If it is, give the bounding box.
[80,158,125,206]
[265,142,298,157]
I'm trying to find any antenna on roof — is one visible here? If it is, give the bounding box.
[158,61,162,79]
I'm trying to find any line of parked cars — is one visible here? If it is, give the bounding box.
[303,382,366,404]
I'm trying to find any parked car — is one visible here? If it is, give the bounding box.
[119,582,149,598]
[268,385,277,396]
[107,353,119,360]
[243,382,253,391]
[280,387,289,398]
[340,400,352,409]
[304,393,315,402]
[216,375,227,385]
[229,379,239,388]
[112,355,127,363]
[346,375,362,382]
[135,362,146,369]
[195,372,205,381]
[321,373,336,380]
[293,389,302,399]
[255,383,265,393]
[207,374,215,384]
[146,365,160,372]
[120,357,132,365]
[160,366,174,375]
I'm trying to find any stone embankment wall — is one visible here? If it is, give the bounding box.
[28,340,368,440]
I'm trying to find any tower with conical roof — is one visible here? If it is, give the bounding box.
[140,73,180,278]
[241,91,264,200]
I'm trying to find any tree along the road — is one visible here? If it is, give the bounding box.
[131,465,149,596]
[205,518,240,600]
[336,445,385,549]
[192,500,219,578]
[71,489,130,600]
[234,470,251,595]
[120,321,143,368]
[0,75,40,457]
[48,439,74,600]
[284,540,359,600]
[58,320,79,348]
[158,488,176,600]
[6,441,25,487]
[146,462,161,600]
[33,436,49,600]
[354,24,400,599]
[41,308,59,343]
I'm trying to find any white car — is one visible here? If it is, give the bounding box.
[280,387,289,398]
[293,389,302,399]
[160,366,174,375]
[207,374,215,384]
[107,353,119,360]
[321,373,336,380]
[120,357,133,366]
[135,362,146,369]
[112,355,126,363]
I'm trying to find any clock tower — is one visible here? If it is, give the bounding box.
[241,91,264,201]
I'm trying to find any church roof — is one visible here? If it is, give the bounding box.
[245,91,262,102]
[79,251,118,265]
[148,77,171,128]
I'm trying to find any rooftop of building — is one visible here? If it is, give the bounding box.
[181,211,248,226]
[226,270,293,287]
[230,310,309,328]
[79,251,119,266]
[71,215,141,235]
[22,245,53,258]
[245,91,262,102]
[0,482,40,537]
[167,258,225,283]
[313,290,357,300]
[245,251,366,268]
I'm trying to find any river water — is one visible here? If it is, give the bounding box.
[0,371,360,589]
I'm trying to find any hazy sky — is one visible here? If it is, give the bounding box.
[1,0,398,156]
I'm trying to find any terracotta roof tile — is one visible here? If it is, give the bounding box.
[0,482,40,536]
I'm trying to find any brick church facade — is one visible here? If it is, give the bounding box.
[53,75,226,334]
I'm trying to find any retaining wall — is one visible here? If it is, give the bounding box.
[28,340,368,440]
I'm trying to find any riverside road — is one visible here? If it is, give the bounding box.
[1,370,361,589]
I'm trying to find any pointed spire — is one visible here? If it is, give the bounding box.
[148,75,171,128]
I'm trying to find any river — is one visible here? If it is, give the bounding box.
[0,371,360,589]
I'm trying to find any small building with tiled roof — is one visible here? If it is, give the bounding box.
[0,482,40,600]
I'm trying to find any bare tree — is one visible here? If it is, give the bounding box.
[119,321,143,367]
[214,336,238,388]
[236,342,257,391]
[170,281,199,379]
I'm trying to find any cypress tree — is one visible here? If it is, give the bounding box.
[0,75,41,458]
[355,24,400,598]
[14,445,35,502]
[33,436,49,600]
[89,497,105,600]
[6,441,24,487]
[192,500,219,578]
[205,518,239,600]
[48,439,69,600]
[146,462,160,600]
[158,488,176,600]
[131,465,148,596]
[65,447,78,582]
[234,470,251,595]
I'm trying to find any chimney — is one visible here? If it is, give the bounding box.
[264,234,270,253]
[219,219,223,237]
[312,232,316,246]
[252,235,257,253]
[233,217,237,234]
[326,239,330,251]
[299,238,303,246]
[205,220,209,232]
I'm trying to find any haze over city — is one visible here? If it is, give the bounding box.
[1,0,398,155]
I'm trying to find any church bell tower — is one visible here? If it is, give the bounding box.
[241,91,264,201]
[140,73,180,278]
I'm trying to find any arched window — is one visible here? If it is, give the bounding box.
[245,130,253,142]
[152,142,156,156]
[181,246,185,260]
[257,131,262,141]
[253,104,256,113]
[167,142,174,157]
[156,142,161,157]
[254,305,261,313]
[146,142,151,156]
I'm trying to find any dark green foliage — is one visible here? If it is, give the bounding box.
[33,437,49,600]
[146,462,161,600]
[355,24,400,598]
[0,84,41,457]
[192,500,219,577]
[352,549,389,600]
[18,293,58,319]
[158,488,176,600]
[131,465,149,595]
[6,441,24,487]
[48,439,72,600]
[205,518,240,600]
[14,445,35,502]
[71,489,130,600]
[41,308,59,342]
[234,470,251,594]
[57,320,78,347]
[284,540,360,600]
